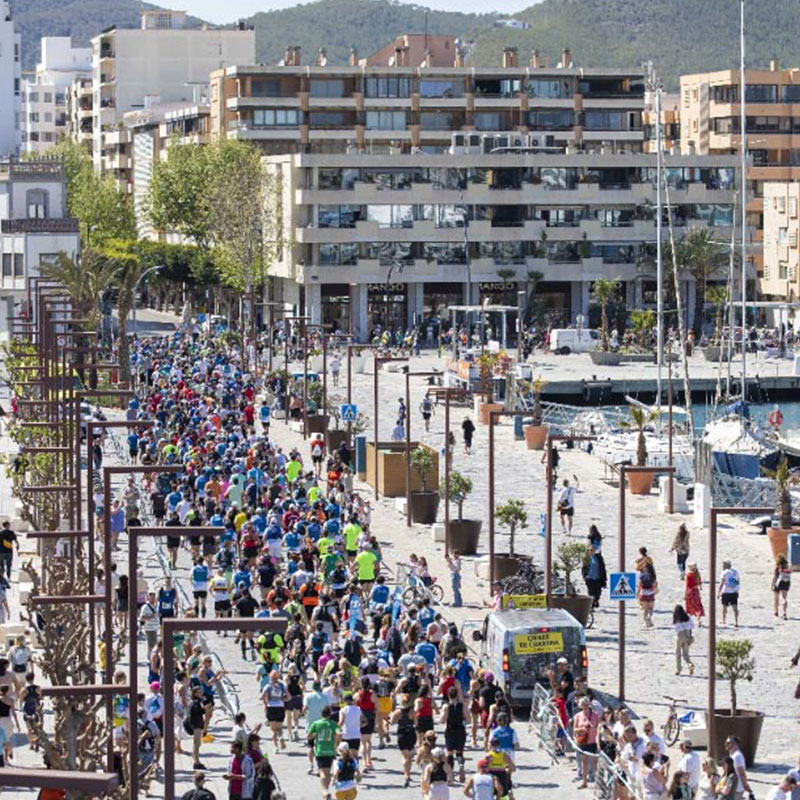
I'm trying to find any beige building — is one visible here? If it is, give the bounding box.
[680,62,800,296]
[90,9,254,188]
[763,182,800,303]
[643,92,680,155]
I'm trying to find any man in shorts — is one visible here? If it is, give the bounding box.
[307,704,339,796]
[557,477,579,534]
[718,559,741,628]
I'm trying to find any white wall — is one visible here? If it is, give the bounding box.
[0,3,21,157]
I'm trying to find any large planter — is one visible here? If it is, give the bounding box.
[524,424,548,450]
[548,594,595,628]
[628,471,655,495]
[409,491,440,525]
[446,519,482,556]
[480,402,504,425]
[367,442,439,497]
[493,554,531,581]
[707,710,765,766]
[767,526,798,560]
[306,414,329,435]
[589,351,622,366]
[310,355,324,372]
[352,355,366,374]
[326,429,348,450]
[703,346,731,362]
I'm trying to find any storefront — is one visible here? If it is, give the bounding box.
[478,281,519,306]
[535,281,572,327]
[423,282,463,326]
[320,283,351,332]
[368,283,407,334]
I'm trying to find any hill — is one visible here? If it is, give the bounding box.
[469,0,797,88]
[12,0,205,71]
[246,0,496,66]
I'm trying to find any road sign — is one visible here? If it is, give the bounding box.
[501,594,547,610]
[609,571,637,601]
[56,335,66,347]
[341,404,358,422]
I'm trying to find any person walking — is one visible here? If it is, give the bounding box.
[724,736,754,799]
[445,551,463,608]
[391,694,416,787]
[677,739,701,796]
[463,759,503,800]
[572,696,600,789]
[421,747,449,800]
[557,476,579,535]
[582,544,607,610]
[669,523,691,580]
[695,757,719,799]
[673,605,695,676]
[0,521,18,579]
[718,560,741,629]
[462,417,475,455]
[773,553,791,619]
[635,547,658,628]
[685,562,705,627]
[420,393,434,432]
[765,775,797,800]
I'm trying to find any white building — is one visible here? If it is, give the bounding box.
[22,37,92,155]
[0,158,80,339]
[90,9,255,187]
[0,1,22,157]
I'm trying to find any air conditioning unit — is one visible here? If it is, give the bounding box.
[528,135,542,149]
[496,135,509,149]
[452,133,466,148]
[545,135,555,148]
[468,134,481,148]
[509,134,525,148]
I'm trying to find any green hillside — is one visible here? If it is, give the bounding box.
[470,0,796,88]
[247,0,496,66]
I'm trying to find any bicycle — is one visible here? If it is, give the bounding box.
[399,569,444,607]
[662,695,695,746]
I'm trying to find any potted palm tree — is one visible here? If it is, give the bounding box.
[523,377,548,450]
[477,352,503,425]
[408,445,440,524]
[441,471,482,555]
[765,458,797,560]
[709,638,764,766]
[622,405,660,494]
[589,277,622,366]
[494,499,529,579]
[549,541,595,627]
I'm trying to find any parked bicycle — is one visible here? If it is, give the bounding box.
[662,695,695,746]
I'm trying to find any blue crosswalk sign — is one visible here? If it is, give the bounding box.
[341,404,358,422]
[609,571,636,601]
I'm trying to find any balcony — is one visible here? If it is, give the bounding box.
[1,218,80,234]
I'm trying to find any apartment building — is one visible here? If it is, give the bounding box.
[0,158,79,338]
[642,92,680,155]
[90,9,254,186]
[209,46,646,156]
[680,61,800,298]
[22,37,92,155]
[66,76,94,153]
[762,182,800,306]
[0,1,21,157]
[266,147,740,335]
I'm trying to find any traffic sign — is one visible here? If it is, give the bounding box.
[609,571,637,601]
[56,335,66,347]
[341,404,358,422]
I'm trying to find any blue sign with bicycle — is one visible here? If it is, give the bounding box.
[609,571,637,601]
[341,404,358,422]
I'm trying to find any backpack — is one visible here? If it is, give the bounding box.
[640,566,656,591]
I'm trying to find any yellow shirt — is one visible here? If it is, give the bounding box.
[354,550,378,581]
[234,511,248,532]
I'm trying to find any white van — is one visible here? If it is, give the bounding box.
[549,328,600,354]
[463,608,587,707]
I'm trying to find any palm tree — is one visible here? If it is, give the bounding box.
[682,227,729,338]
[630,309,655,350]
[592,277,621,352]
[622,406,660,466]
[706,285,730,344]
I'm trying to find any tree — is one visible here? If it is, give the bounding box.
[622,405,660,466]
[530,376,546,427]
[555,541,592,595]
[440,471,473,522]
[715,638,755,717]
[525,269,544,324]
[592,277,621,352]
[706,284,729,344]
[764,458,795,530]
[630,309,655,350]
[409,445,435,493]
[682,227,729,338]
[495,499,528,555]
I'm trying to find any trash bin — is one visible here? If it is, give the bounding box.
[513,415,524,440]
[789,533,800,571]
[354,434,367,477]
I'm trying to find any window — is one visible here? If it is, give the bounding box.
[252,109,299,127]
[780,262,789,279]
[365,77,410,98]
[419,79,465,98]
[527,110,574,129]
[474,112,509,131]
[310,79,346,98]
[13,254,23,277]
[318,205,361,228]
[527,79,570,98]
[584,110,639,130]
[28,91,39,103]
[779,227,788,244]
[712,85,737,103]
[44,112,52,122]
[779,197,786,213]
[365,110,405,130]
[308,111,348,127]
[251,79,281,97]
[365,205,413,228]
[745,84,778,103]
[790,197,798,217]
[1,254,10,277]
[26,189,48,219]
[28,112,39,123]
[419,111,454,130]
[43,92,52,104]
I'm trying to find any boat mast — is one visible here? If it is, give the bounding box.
[740,0,748,402]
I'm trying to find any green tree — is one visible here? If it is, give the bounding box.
[682,228,729,338]
[555,541,592,595]
[706,284,730,344]
[622,405,660,466]
[630,309,655,350]
[439,471,473,522]
[409,445,435,493]
[495,499,528,556]
[715,638,755,717]
[592,277,621,352]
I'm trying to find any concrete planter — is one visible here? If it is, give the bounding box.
[524,424,548,450]
[409,491,440,525]
[479,402,504,425]
[446,519,482,556]
[589,351,622,366]
[628,471,655,495]
[707,710,765,766]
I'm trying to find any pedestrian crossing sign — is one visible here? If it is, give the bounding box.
[341,404,358,422]
[609,571,636,601]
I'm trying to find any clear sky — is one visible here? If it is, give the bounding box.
[180,0,535,24]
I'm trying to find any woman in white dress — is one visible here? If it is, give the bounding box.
[695,757,719,799]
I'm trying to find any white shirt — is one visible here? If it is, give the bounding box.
[720,568,740,595]
[558,486,577,508]
[646,731,667,757]
[472,773,496,800]
[732,749,747,793]
[621,737,647,781]
[340,703,362,739]
[765,787,788,800]
[679,749,702,789]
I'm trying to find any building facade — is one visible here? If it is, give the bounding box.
[0,158,80,339]
[762,181,800,303]
[0,1,21,157]
[210,47,646,157]
[66,76,94,152]
[267,148,740,336]
[90,9,254,186]
[680,62,800,298]
[22,37,92,155]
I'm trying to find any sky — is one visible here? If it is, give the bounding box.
[180,0,534,24]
